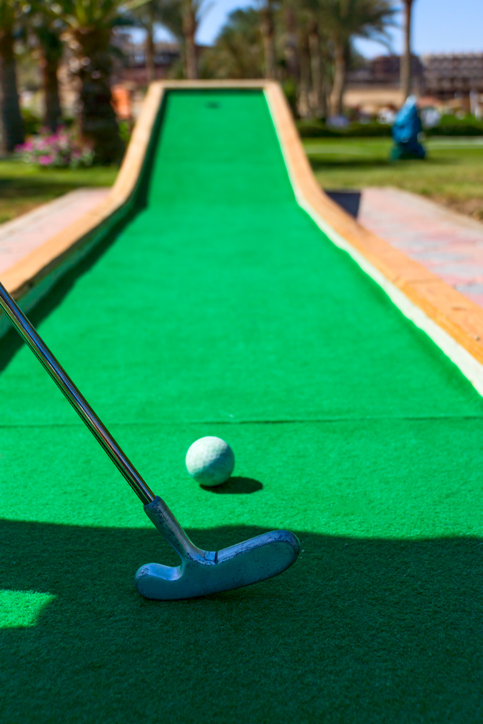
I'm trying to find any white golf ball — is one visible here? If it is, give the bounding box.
[185,436,235,487]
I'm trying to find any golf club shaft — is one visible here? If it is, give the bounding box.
[0,281,155,505]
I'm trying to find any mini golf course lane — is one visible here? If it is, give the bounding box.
[1,89,483,723]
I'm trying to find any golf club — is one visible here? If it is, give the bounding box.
[0,280,300,600]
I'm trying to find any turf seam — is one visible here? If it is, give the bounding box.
[1,414,482,430]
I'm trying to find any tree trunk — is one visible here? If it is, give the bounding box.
[145,4,156,83]
[185,32,197,79]
[260,2,276,79]
[308,21,325,118]
[73,28,124,164]
[401,0,414,100]
[297,31,311,119]
[42,55,62,132]
[183,4,197,79]
[330,41,346,116]
[40,37,63,132]
[284,6,299,82]
[0,29,24,153]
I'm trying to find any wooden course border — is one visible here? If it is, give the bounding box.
[0,82,163,320]
[0,81,267,325]
[3,79,483,376]
[264,82,483,368]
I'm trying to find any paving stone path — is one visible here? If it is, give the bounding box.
[1,185,483,313]
[0,188,110,275]
[359,187,483,309]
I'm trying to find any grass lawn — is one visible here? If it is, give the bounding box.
[0,161,118,224]
[1,138,483,226]
[304,137,483,220]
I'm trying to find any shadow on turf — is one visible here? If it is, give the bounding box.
[1,518,483,722]
[201,476,263,494]
[0,97,167,377]
[309,155,445,170]
[0,239,119,374]
[0,205,140,376]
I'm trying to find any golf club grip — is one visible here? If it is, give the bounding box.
[0,281,155,505]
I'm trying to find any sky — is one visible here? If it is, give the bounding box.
[186,0,483,57]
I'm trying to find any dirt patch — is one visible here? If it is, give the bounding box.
[432,196,483,223]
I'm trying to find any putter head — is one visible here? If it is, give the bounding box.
[135,496,300,600]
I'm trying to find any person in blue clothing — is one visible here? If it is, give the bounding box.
[391,95,426,160]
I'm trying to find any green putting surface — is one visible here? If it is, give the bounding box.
[1,90,483,722]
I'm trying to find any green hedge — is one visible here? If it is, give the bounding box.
[297,116,483,139]
[297,120,391,138]
[428,116,483,136]
[20,108,42,136]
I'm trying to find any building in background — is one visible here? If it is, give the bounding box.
[17,35,483,123]
[422,53,483,103]
[111,35,181,86]
[348,54,423,88]
[346,52,483,114]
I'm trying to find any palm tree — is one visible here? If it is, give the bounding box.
[282,0,328,118]
[23,2,64,131]
[182,0,198,79]
[132,0,157,82]
[317,0,395,116]
[297,26,311,117]
[400,0,414,99]
[0,0,25,153]
[258,0,277,79]
[200,8,264,79]
[53,0,147,163]
[147,0,205,80]
[132,0,176,83]
[283,3,299,83]
[307,16,325,117]
[36,25,64,131]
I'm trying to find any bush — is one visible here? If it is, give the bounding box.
[297,119,392,138]
[283,79,299,119]
[427,115,483,137]
[15,128,94,169]
[118,119,133,146]
[20,108,42,136]
[345,122,393,137]
[297,115,483,139]
[297,121,342,138]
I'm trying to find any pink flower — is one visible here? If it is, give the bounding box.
[16,127,91,168]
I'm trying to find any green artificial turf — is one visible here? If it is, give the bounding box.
[1,90,483,723]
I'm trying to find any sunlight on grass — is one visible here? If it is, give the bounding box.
[0,160,118,224]
[0,590,56,628]
[303,137,483,219]
[1,140,483,224]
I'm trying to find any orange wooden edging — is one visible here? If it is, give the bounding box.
[3,79,483,367]
[265,81,483,366]
[1,82,165,301]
